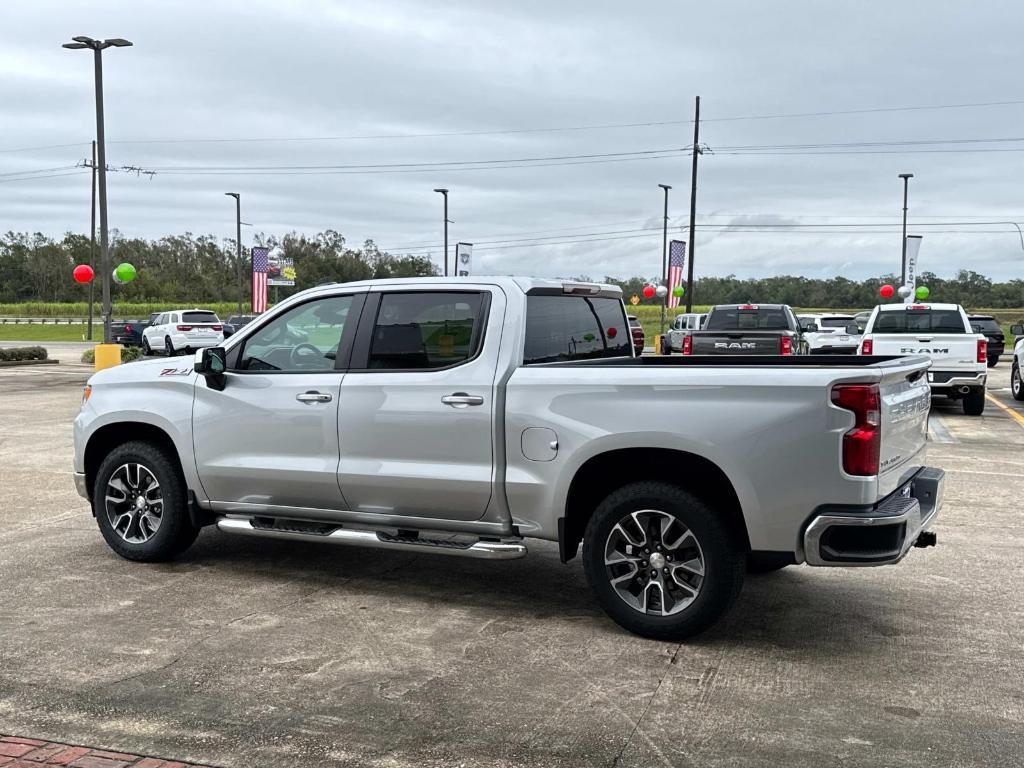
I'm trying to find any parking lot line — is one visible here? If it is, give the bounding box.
[928,414,957,444]
[986,394,1024,429]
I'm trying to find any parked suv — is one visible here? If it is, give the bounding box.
[968,315,1005,367]
[142,309,224,356]
[797,314,859,354]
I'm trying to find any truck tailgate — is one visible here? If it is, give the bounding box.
[869,334,980,373]
[690,331,786,355]
[875,359,932,496]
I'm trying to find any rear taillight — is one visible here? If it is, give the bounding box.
[212,324,223,331]
[780,336,793,355]
[176,325,193,332]
[682,335,692,355]
[831,384,881,476]
[861,337,873,355]
[124,324,132,332]
[977,338,987,363]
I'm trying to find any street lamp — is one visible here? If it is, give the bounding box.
[658,184,672,337]
[63,35,133,343]
[433,188,449,276]
[225,193,243,314]
[898,173,914,282]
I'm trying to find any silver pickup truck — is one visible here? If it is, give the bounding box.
[73,277,943,640]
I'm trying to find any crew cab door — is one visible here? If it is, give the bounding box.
[192,291,364,512]
[337,287,503,521]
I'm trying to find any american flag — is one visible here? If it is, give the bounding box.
[667,240,687,308]
[251,246,269,313]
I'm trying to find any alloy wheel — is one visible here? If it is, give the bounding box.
[105,463,163,544]
[1013,365,1022,398]
[604,509,705,616]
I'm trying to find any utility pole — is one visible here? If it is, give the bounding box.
[685,95,701,313]
[658,184,671,336]
[63,36,133,343]
[899,173,913,281]
[88,140,96,341]
[225,193,243,314]
[434,188,449,276]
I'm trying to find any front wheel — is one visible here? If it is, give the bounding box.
[93,440,199,562]
[1012,363,1024,402]
[582,481,744,641]
[963,387,986,416]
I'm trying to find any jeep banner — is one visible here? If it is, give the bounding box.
[455,242,473,276]
[903,235,922,304]
[267,248,296,287]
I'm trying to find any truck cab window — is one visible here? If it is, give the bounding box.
[523,295,631,364]
[238,295,353,371]
[367,291,486,370]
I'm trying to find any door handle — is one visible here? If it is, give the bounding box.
[441,392,484,408]
[296,391,332,404]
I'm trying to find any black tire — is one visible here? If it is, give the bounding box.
[1012,363,1024,402]
[165,336,175,356]
[93,440,198,562]
[987,357,998,368]
[582,481,745,641]
[660,337,670,355]
[142,337,151,356]
[963,387,985,416]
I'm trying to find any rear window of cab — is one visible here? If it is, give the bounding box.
[873,309,967,334]
[524,295,631,364]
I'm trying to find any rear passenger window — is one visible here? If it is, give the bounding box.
[524,295,631,364]
[368,292,486,370]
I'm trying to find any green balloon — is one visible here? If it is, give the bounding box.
[672,285,685,297]
[915,285,930,300]
[114,262,137,283]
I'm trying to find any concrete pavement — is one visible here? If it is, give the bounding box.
[0,365,1021,767]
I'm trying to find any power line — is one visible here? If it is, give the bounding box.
[0,165,81,178]
[0,142,90,155]
[0,170,89,184]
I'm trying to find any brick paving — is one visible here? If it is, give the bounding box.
[0,736,211,768]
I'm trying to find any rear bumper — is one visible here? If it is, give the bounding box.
[928,371,986,390]
[803,467,943,566]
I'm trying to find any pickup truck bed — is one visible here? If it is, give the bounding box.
[73,277,943,641]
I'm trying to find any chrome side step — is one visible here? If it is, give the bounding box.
[215,517,527,560]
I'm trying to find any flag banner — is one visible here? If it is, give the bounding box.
[251,246,269,313]
[455,242,473,276]
[268,249,296,286]
[903,235,922,304]
[667,240,687,308]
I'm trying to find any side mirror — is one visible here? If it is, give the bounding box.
[846,324,861,335]
[1011,323,1024,336]
[194,347,227,390]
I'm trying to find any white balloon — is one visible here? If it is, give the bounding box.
[112,269,126,285]
[655,285,668,298]
[897,285,912,298]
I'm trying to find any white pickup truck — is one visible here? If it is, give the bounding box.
[73,277,943,640]
[858,302,988,415]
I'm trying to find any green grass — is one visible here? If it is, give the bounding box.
[0,302,241,319]
[0,324,93,342]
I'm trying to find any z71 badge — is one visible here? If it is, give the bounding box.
[159,367,192,377]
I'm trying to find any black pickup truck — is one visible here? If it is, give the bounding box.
[682,303,807,355]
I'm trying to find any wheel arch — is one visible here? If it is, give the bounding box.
[84,422,185,505]
[559,447,750,562]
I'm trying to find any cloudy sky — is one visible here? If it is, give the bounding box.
[3,0,1024,281]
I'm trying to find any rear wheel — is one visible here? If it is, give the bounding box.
[963,387,985,416]
[660,337,670,355]
[165,336,175,356]
[582,481,744,640]
[93,440,198,561]
[1012,363,1024,402]
[142,337,152,356]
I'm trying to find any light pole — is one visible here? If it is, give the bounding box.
[63,35,132,343]
[225,193,243,314]
[898,173,913,281]
[658,184,671,337]
[433,188,449,276]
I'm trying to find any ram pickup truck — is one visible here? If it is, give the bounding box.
[73,277,942,640]
[859,302,987,415]
[683,303,807,355]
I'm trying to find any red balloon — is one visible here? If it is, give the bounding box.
[73,264,95,284]
[642,284,656,299]
[879,284,894,299]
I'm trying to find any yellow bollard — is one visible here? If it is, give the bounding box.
[653,334,663,354]
[94,343,123,371]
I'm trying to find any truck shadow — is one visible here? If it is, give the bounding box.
[184,530,905,656]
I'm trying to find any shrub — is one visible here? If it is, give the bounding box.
[81,345,144,364]
[0,346,48,362]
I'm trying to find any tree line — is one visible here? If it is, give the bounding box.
[2,230,1022,308]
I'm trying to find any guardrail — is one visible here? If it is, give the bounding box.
[0,317,103,324]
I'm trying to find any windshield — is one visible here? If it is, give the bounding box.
[705,307,790,331]
[182,311,220,324]
[872,309,967,334]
